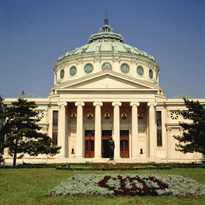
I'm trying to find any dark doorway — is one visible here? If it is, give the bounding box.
[102,130,112,158]
[85,130,95,158]
[120,130,129,158]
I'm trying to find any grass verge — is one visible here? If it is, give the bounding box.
[0,168,205,204]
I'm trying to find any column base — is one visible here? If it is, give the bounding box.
[149,156,156,160]
[113,156,121,159]
[108,159,116,165]
[58,156,66,159]
[94,156,102,159]
[131,156,139,159]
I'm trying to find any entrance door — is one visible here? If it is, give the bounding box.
[120,130,129,158]
[102,130,112,158]
[85,130,95,158]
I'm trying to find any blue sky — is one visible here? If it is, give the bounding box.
[0,0,204,99]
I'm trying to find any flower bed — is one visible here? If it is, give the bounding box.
[56,163,171,170]
[50,174,205,197]
[92,163,134,169]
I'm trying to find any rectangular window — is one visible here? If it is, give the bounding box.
[157,111,162,146]
[52,111,58,146]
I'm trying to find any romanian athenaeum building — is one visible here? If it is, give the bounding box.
[3,19,205,163]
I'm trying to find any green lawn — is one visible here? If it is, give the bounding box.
[0,168,205,205]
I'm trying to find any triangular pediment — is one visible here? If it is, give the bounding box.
[68,75,148,89]
[55,70,159,91]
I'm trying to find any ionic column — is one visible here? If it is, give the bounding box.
[93,102,103,158]
[148,102,157,158]
[166,127,171,161]
[130,102,140,158]
[112,102,122,158]
[57,102,67,158]
[48,107,53,139]
[75,101,85,158]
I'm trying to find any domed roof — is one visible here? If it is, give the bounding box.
[57,19,155,62]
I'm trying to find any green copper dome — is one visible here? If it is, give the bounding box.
[57,19,155,62]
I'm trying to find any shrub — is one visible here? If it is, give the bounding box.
[0,154,4,164]
[92,163,134,170]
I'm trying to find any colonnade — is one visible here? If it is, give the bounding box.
[57,101,157,159]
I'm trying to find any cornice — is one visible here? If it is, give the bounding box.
[56,88,158,93]
[3,98,49,105]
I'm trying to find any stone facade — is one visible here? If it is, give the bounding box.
[3,19,204,164]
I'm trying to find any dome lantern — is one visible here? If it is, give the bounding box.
[89,19,124,43]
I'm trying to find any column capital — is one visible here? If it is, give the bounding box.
[147,102,157,107]
[57,102,67,107]
[75,101,85,107]
[93,101,103,107]
[166,127,172,131]
[112,101,122,107]
[130,102,140,107]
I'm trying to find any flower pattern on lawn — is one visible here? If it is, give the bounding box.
[50,174,205,197]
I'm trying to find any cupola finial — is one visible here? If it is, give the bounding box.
[101,15,113,33]
[104,18,108,25]
[104,10,108,25]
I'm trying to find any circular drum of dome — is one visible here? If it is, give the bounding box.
[149,69,153,79]
[102,62,112,70]
[84,64,93,74]
[60,69,65,79]
[70,66,77,76]
[120,63,130,74]
[137,66,144,76]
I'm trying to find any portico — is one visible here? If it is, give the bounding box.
[56,99,157,160]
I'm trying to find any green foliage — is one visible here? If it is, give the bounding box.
[0,153,3,164]
[56,163,172,171]
[0,95,4,154]
[0,98,61,166]
[174,98,205,155]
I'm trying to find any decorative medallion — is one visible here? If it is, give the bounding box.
[84,64,93,74]
[87,112,94,120]
[121,112,127,119]
[120,63,130,74]
[149,69,153,79]
[104,112,111,119]
[137,66,144,76]
[102,62,112,70]
[36,111,44,120]
[70,112,77,119]
[70,66,77,76]
[171,111,179,120]
[60,69,65,79]
[138,112,144,119]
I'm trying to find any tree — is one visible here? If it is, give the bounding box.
[174,98,205,155]
[0,98,61,166]
[0,95,4,154]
